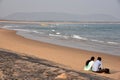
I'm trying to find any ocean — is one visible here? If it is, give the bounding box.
[0,23,120,56]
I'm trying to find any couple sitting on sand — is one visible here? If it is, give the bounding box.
[84,56,110,74]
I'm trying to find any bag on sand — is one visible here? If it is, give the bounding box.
[104,68,110,74]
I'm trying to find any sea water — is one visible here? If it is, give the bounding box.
[0,23,120,56]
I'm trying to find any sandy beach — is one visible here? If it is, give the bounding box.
[0,27,120,80]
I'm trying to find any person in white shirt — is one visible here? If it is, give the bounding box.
[92,57,103,72]
[84,56,95,71]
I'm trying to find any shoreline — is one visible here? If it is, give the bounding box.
[16,31,120,56]
[1,22,120,56]
[1,20,120,24]
[0,28,120,79]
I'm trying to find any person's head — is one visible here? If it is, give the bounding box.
[97,57,102,61]
[90,56,95,61]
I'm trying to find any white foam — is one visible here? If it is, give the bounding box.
[49,34,61,37]
[63,36,69,39]
[2,25,20,28]
[91,39,104,43]
[51,29,55,32]
[13,29,31,32]
[49,34,69,39]
[32,30,40,33]
[107,42,119,45]
[56,32,60,35]
[2,26,13,28]
[72,35,87,40]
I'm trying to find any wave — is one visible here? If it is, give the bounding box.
[72,35,88,40]
[2,24,120,47]
[107,41,119,45]
[2,25,20,28]
[49,34,61,37]
[56,32,60,35]
[13,29,30,32]
[32,30,40,33]
[49,34,69,39]
[90,39,120,45]
[51,29,55,32]
[2,25,14,28]
[12,29,43,34]
[91,39,104,43]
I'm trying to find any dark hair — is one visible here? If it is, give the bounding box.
[90,56,95,61]
[85,60,90,66]
[85,56,95,66]
[97,57,102,61]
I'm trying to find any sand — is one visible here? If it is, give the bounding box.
[0,50,111,80]
[0,28,120,80]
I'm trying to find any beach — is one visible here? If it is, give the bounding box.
[0,27,120,79]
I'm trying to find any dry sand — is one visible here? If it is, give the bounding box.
[0,28,120,80]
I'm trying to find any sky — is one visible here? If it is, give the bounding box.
[0,0,120,19]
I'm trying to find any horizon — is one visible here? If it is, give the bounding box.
[0,0,120,20]
[0,12,120,21]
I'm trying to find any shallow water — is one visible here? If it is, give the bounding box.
[1,23,120,56]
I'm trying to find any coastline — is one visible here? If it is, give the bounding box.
[0,28,120,79]
[1,21,120,56]
[1,20,120,24]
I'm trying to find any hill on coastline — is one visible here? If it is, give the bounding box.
[2,12,119,21]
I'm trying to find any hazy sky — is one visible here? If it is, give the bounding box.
[0,0,120,19]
